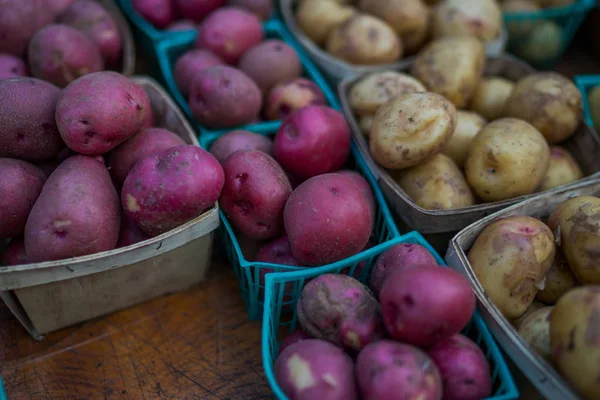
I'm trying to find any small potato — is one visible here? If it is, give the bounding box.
[467,216,555,319]
[505,72,582,144]
[411,36,485,107]
[511,301,546,330]
[536,250,576,304]
[132,0,175,29]
[0,0,55,57]
[370,92,457,170]
[465,118,550,202]
[227,0,273,21]
[173,49,225,97]
[393,154,476,210]
[470,77,515,121]
[337,170,376,220]
[264,78,326,121]
[518,306,553,361]
[548,196,600,284]
[539,146,584,192]
[1,237,31,266]
[502,0,541,39]
[431,0,502,42]
[348,71,426,117]
[326,14,403,66]
[295,0,356,46]
[0,54,28,79]
[442,110,486,168]
[514,21,564,66]
[209,130,273,164]
[359,116,374,137]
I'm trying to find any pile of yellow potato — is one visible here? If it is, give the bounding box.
[467,195,600,400]
[348,35,585,210]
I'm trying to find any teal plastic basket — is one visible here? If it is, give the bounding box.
[575,74,600,129]
[155,19,339,148]
[503,0,595,69]
[261,231,520,400]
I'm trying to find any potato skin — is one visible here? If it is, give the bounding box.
[539,146,584,192]
[0,54,28,79]
[511,301,546,330]
[295,0,356,46]
[550,286,600,400]
[467,216,555,319]
[442,110,486,168]
[0,0,55,57]
[370,92,456,170]
[536,250,576,304]
[264,78,326,121]
[174,49,225,98]
[411,36,485,107]
[505,72,583,144]
[239,40,301,93]
[465,118,550,202]
[394,154,475,210]
[431,0,502,42]
[470,77,515,121]
[518,306,553,361]
[209,130,273,164]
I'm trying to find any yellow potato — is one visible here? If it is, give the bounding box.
[359,115,374,137]
[587,85,600,132]
[539,146,584,192]
[296,0,356,46]
[470,77,515,120]
[502,0,541,39]
[392,153,475,210]
[514,20,564,66]
[468,216,556,319]
[548,196,600,284]
[442,110,486,167]
[431,0,502,42]
[511,301,547,330]
[465,118,551,202]
[536,250,577,304]
[370,92,457,169]
[326,14,403,65]
[505,72,583,144]
[348,71,426,117]
[411,36,485,108]
[550,286,600,400]
[518,306,554,361]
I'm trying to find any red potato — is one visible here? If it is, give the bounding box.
[220,150,292,239]
[56,71,151,155]
[196,7,264,64]
[0,0,55,56]
[337,170,376,222]
[48,0,77,15]
[274,106,351,180]
[0,159,46,238]
[166,20,196,31]
[0,54,28,79]
[24,155,121,262]
[117,215,150,248]
[278,329,312,355]
[108,127,186,185]
[380,265,476,347]
[356,340,443,400]
[275,339,359,400]
[228,0,273,20]
[256,235,301,266]
[428,334,492,400]
[122,145,224,237]
[132,0,176,29]
[340,241,374,279]
[264,78,327,121]
[1,237,31,266]
[28,24,104,88]
[209,130,273,164]
[174,0,225,22]
[0,78,63,161]
[189,66,262,128]
[174,49,225,97]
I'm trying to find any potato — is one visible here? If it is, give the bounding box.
[264,78,326,121]
[588,85,600,132]
[356,341,442,400]
[116,216,149,248]
[370,92,457,170]
[431,0,502,42]
[411,36,485,107]
[442,111,486,168]
[511,301,546,329]
[467,216,556,319]
[1,237,31,266]
[550,286,600,400]
[348,71,426,117]
[174,49,225,97]
[256,235,301,266]
[394,154,476,210]
[132,0,175,29]
[548,196,600,284]
[0,78,63,161]
[48,0,77,17]
[173,0,224,22]
[56,72,151,155]
[209,130,273,164]
[536,250,577,304]
[24,155,120,262]
[501,0,541,39]
[326,14,403,66]
[278,329,311,355]
[0,0,55,56]
[337,170,376,222]
[227,0,273,21]
[295,0,356,46]
[359,116,374,137]
[518,306,554,361]
[470,77,515,121]
[539,146,584,192]
[0,53,28,79]
[505,72,582,144]
[297,274,384,351]
[239,40,301,93]
[514,21,564,66]
[465,118,551,202]
[0,159,47,238]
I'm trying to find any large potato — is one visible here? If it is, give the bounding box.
[536,250,576,304]
[442,110,486,167]
[518,306,553,361]
[431,0,502,42]
[539,146,584,191]
[465,118,551,202]
[348,71,426,117]
[470,77,515,121]
[326,14,403,65]
[393,153,475,210]
[548,196,600,284]
[468,216,555,319]
[295,0,356,46]
[505,72,583,144]
[550,286,600,400]
[411,36,485,107]
[370,92,457,169]
[501,0,541,39]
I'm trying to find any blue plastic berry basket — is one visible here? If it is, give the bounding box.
[503,0,595,69]
[575,74,600,130]
[261,231,520,400]
[154,19,338,148]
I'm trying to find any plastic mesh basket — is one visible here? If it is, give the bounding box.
[503,0,595,69]
[575,74,600,130]
[261,232,519,400]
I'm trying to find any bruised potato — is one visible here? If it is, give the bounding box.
[468,216,555,319]
[539,146,584,192]
[370,92,457,169]
[349,71,426,117]
[465,118,550,202]
[518,306,554,361]
[326,14,403,65]
[442,110,486,168]
[505,72,583,144]
[535,250,576,304]
[392,153,475,210]
[295,0,356,46]
[411,36,485,107]
[470,77,515,120]
[431,0,502,42]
